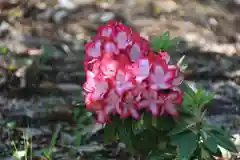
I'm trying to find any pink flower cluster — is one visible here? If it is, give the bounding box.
[83,21,184,123]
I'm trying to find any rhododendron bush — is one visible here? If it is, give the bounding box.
[81,21,238,159]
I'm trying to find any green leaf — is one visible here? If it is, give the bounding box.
[156,115,175,131]
[200,146,215,160]
[132,119,145,134]
[200,130,218,153]
[171,131,198,159]
[168,120,194,136]
[164,36,182,51]
[199,92,215,108]
[72,108,80,121]
[151,36,162,52]
[75,133,82,146]
[118,119,133,148]
[104,123,116,144]
[208,130,238,153]
[158,31,170,51]
[143,112,153,129]
[151,31,172,52]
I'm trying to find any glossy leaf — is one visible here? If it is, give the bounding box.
[200,146,215,160]
[208,130,238,153]
[168,120,194,136]
[171,131,198,159]
[156,115,175,131]
[151,36,162,52]
[143,112,153,129]
[159,31,170,51]
[118,119,133,148]
[104,123,116,144]
[200,130,218,153]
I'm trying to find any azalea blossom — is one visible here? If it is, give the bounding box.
[114,70,135,96]
[117,90,141,120]
[131,58,151,83]
[138,89,164,117]
[159,91,183,118]
[83,21,184,123]
[149,63,175,90]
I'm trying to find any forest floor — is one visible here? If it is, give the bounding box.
[0,0,240,159]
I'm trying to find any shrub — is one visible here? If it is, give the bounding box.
[82,21,238,160]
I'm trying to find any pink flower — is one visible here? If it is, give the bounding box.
[158,51,170,64]
[114,70,135,96]
[83,71,109,102]
[85,39,102,58]
[83,21,184,123]
[96,110,109,124]
[103,89,121,115]
[99,54,118,79]
[138,89,164,117]
[97,21,117,38]
[172,68,184,87]
[149,63,175,90]
[117,90,141,120]
[102,39,118,55]
[131,58,151,83]
[160,91,183,118]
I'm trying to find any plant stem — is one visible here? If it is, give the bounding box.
[197,122,202,160]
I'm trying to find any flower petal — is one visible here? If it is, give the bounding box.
[91,80,108,101]
[100,58,118,78]
[163,71,175,81]
[172,72,184,86]
[116,32,129,49]
[138,100,150,109]
[167,92,178,101]
[97,21,117,37]
[104,90,121,114]
[115,70,134,95]
[165,102,178,119]
[83,71,96,92]
[134,59,150,82]
[129,43,142,62]
[149,103,158,117]
[86,40,101,58]
[96,111,108,123]
[155,65,165,76]
[129,108,140,119]
[116,82,134,95]
[150,82,171,90]
[159,52,170,64]
[121,107,129,118]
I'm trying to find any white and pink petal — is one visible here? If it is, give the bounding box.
[148,103,159,117]
[129,108,140,120]
[85,40,102,58]
[133,58,151,83]
[90,80,109,101]
[164,102,179,119]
